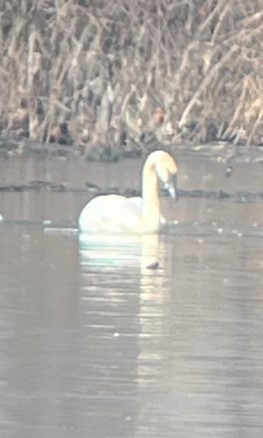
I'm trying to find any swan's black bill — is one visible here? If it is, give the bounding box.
[164,175,178,200]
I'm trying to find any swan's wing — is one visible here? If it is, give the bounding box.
[79,195,144,233]
[126,196,144,212]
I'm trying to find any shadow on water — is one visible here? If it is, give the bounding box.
[0,150,263,437]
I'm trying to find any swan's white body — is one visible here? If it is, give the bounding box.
[79,150,178,234]
[79,195,149,233]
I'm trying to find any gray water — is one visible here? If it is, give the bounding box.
[0,149,262,437]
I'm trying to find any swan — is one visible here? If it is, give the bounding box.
[78,150,178,234]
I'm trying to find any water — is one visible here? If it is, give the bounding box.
[0,150,262,437]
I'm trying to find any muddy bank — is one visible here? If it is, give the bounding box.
[1,132,263,167]
[0,131,157,162]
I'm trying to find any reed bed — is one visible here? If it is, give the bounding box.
[1,0,263,151]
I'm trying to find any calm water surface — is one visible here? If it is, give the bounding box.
[0,151,262,437]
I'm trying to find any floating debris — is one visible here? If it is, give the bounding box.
[146,261,159,270]
[43,219,52,226]
[225,166,233,177]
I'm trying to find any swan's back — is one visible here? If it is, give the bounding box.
[79,194,144,233]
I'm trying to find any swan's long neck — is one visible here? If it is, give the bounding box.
[142,160,160,231]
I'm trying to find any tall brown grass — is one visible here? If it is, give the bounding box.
[1,0,263,148]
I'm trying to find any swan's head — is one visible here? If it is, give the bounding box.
[152,150,178,199]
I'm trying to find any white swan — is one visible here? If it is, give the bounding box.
[79,150,178,234]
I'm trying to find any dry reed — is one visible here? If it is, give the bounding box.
[1,0,263,150]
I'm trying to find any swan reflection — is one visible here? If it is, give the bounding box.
[78,231,173,394]
[78,232,161,270]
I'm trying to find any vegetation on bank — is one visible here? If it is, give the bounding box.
[1,0,263,156]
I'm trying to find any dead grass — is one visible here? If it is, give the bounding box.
[1,0,263,148]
